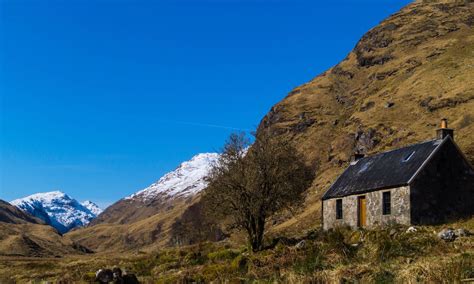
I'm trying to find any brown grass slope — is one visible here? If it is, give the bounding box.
[0,223,79,257]
[0,199,43,225]
[258,0,474,235]
[90,192,188,226]
[0,199,90,257]
[67,195,199,252]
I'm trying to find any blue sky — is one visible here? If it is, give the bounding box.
[0,0,411,208]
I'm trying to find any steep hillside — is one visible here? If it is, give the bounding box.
[11,191,102,234]
[68,153,220,251]
[258,0,474,234]
[0,199,91,257]
[0,199,43,225]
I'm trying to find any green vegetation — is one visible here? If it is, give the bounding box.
[207,248,240,262]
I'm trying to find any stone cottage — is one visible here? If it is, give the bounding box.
[322,119,474,230]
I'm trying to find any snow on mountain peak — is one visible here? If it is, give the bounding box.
[11,191,101,233]
[81,200,103,216]
[126,152,219,201]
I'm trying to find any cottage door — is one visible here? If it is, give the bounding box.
[358,196,367,227]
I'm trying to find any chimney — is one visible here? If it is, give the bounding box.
[436,118,454,140]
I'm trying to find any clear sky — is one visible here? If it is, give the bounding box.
[0,0,411,208]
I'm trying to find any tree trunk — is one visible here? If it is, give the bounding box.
[249,216,265,252]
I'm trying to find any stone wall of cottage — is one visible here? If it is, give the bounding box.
[322,186,411,230]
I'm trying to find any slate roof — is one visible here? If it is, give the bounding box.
[322,138,446,200]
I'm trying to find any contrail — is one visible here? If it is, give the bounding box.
[172,121,253,132]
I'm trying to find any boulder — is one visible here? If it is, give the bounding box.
[437,228,457,242]
[95,267,139,283]
[406,226,417,233]
[95,269,114,283]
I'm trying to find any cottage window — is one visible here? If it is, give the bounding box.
[336,199,343,219]
[382,191,391,215]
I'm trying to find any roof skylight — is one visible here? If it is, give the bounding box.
[402,151,415,162]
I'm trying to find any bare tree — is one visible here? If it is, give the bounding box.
[203,132,314,252]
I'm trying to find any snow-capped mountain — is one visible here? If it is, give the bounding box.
[11,191,102,234]
[127,153,220,201]
[90,152,220,226]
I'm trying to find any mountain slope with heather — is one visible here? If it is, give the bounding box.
[11,191,102,234]
[258,0,474,234]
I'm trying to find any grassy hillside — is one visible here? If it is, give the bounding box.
[0,223,81,257]
[0,199,92,258]
[67,196,201,252]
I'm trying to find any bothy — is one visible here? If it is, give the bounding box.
[322,119,474,230]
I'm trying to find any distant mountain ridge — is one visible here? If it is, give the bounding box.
[11,191,102,234]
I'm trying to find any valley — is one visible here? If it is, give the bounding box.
[1,0,473,282]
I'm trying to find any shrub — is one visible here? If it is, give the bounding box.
[399,253,474,283]
[362,228,440,262]
[152,262,180,275]
[200,264,234,281]
[321,227,357,261]
[130,258,155,276]
[184,251,207,265]
[81,272,96,282]
[441,253,474,281]
[372,268,395,283]
[207,249,240,262]
[231,254,248,272]
[155,251,178,264]
[155,274,182,284]
[293,244,327,274]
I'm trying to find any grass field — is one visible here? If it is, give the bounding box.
[1,218,472,283]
